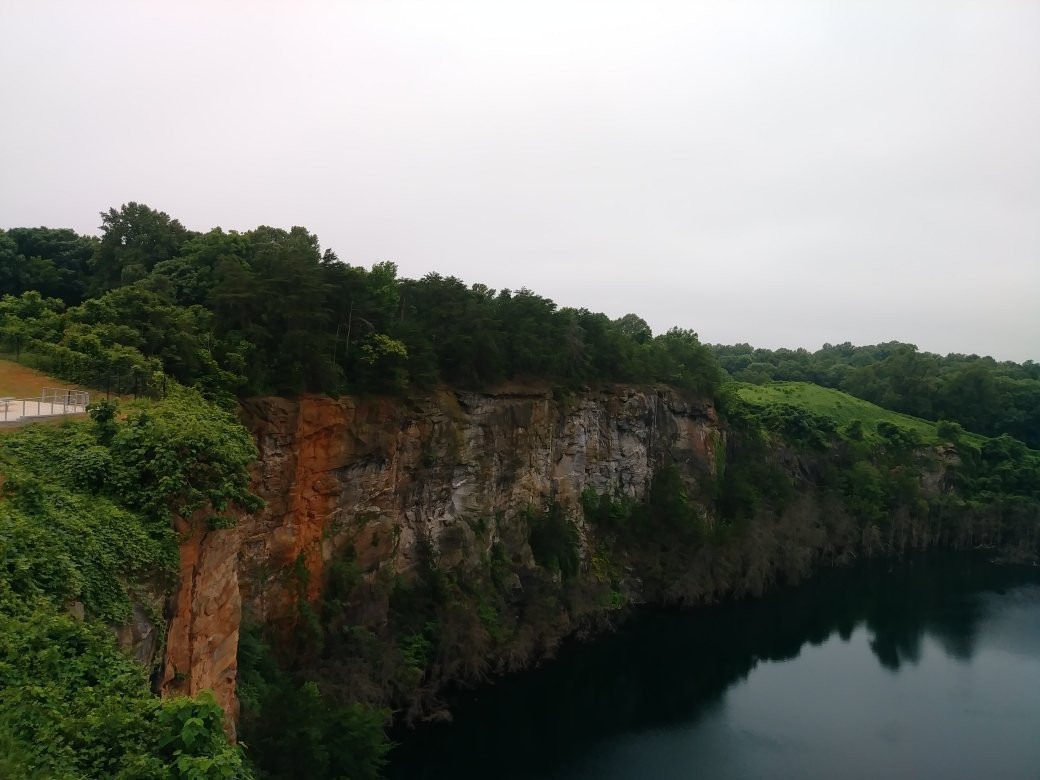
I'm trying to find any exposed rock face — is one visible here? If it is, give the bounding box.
[235,385,721,629]
[158,384,722,725]
[160,514,242,727]
[156,383,1038,731]
[156,384,723,728]
[918,444,961,495]
[113,601,161,667]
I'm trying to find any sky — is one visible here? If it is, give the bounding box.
[1,1,1038,361]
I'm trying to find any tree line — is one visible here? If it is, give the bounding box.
[0,203,721,399]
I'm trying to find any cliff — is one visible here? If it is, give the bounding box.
[159,512,243,722]
[238,386,720,620]
[161,382,1035,733]
[161,384,723,726]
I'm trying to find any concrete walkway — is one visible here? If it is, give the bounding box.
[0,397,88,425]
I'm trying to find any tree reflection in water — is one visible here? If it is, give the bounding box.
[388,553,1040,779]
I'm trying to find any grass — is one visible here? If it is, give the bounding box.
[736,381,986,447]
[0,359,98,432]
[0,358,89,399]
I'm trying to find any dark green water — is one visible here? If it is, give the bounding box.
[388,555,1040,779]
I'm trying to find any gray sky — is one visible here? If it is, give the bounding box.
[2,1,1038,361]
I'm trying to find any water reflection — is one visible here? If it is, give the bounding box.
[388,554,1040,779]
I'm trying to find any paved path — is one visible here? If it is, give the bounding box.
[0,398,88,424]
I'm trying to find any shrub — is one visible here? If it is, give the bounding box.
[527,502,580,578]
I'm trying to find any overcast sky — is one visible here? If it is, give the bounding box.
[2,1,1037,361]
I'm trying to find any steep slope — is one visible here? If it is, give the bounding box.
[236,384,721,631]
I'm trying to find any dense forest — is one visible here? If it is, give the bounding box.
[1,204,1038,779]
[0,203,721,401]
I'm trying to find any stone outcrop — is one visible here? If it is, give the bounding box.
[160,513,243,726]
[236,385,721,628]
[159,384,722,724]
[155,382,1038,732]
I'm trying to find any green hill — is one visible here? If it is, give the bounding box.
[736,381,986,447]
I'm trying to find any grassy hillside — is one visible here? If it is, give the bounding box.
[736,381,987,447]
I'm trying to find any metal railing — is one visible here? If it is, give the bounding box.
[0,388,90,424]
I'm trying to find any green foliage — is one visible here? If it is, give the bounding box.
[1,226,96,304]
[633,465,709,542]
[713,342,1040,448]
[950,435,1040,502]
[152,693,249,779]
[841,461,887,522]
[4,388,261,530]
[729,376,1040,537]
[737,382,983,447]
[87,397,119,441]
[104,388,262,523]
[841,418,864,440]
[751,401,836,449]
[646,327,723,393]
[582,467,718,544]
[237,623,391,780]
[399,623,437,676]
[717,453,795,522]
[875,420,921,451]
[936,419,964,443]
[356,333,410,393]
[580,487,635,529]
[0,591,250,779]
[0,425,177,622]
[0,390,260,777]
[3,205,731,399]
[527,502,581,578]
[91,202,192,293]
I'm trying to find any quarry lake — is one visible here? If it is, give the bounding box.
[388,554,1040,779]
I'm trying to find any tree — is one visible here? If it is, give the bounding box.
[68,285,225,387]
[0,233,26,299]
[146,228,250,307]
[615,313,652,344]
[938,363,998,435]
[353,333,408,392]
[4,227,96,303]
[648,328,722,394]
[90,203,192,293]
[495,288,566,378]
[396,273,502,386]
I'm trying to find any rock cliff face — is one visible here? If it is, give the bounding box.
[237,385,721,627]
[159,513,243,723]
[160,385,722,724]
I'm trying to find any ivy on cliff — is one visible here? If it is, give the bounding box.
[0,388,261,777]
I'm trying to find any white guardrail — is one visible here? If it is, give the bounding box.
[0,388,89,423]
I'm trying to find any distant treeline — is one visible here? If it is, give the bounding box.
[711,343,1040,448]
[1,203,1037,448]
[0,203,721,399]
